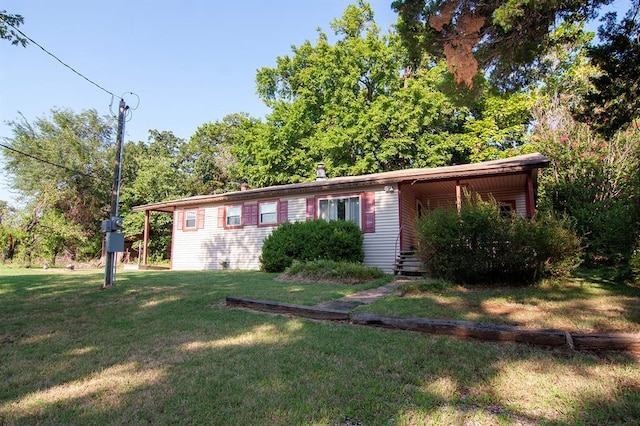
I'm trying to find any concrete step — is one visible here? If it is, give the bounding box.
[394,253,427,276]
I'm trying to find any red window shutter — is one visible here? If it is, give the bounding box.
[196,209,205,229]
[252,204,258,225]
[243,204,258,226]
[306,198,316,221]
[176,210,184,230]
[363,192,375,233]
[218,206,225,228]
[278,200,288,224]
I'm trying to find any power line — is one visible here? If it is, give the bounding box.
[0,142,99,179]
[6,22,117,99]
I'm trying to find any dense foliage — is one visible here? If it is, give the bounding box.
[237,2,532,187]
[575,1,640,137]
[2,109,115,264]
[391,0,608,89]
[416,193,581,285]
[260,220,364,273]
[393,0,640,136]
[531,98,640,273]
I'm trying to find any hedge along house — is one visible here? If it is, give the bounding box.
[131,153,549,274]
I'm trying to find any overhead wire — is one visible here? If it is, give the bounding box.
[0,142,101,180]
[6,22,117,99]
[2,22,139,182]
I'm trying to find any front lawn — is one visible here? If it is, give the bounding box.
[361,270,640,334]
[0,268,638,424]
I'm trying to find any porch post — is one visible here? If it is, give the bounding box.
[455,180,462,213]
[142,210,150,266]
[526,172,536,218]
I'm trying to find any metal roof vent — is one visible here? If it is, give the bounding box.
[316,163,327,181]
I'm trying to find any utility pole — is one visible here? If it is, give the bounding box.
[102,99,128,288]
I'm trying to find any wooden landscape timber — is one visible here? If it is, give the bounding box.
[225,296,350,321]
[225,297,640,353]
[350,313,567,347]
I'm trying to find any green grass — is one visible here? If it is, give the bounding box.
[362,271,640,334]
[1,268,639,424]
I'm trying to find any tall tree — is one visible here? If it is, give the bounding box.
[240,1,532,186]
[391,0,610,89]
[180,114,248,195]
[0,200,20,262]
[3,108,115,262]
[119,130,193,261]
[574,1,640,136]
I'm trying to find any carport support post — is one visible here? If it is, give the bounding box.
[455,180,462,213]
[142,210,150,266]
[526,172,536,218]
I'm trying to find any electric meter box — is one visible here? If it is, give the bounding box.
[106,232,125,252]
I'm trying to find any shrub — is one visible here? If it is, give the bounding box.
[279,259,386,284]
[531,104,640,272]
[416,193,581,285]
[260,219,364,272]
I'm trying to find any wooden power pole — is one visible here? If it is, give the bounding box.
[102,99,128,288]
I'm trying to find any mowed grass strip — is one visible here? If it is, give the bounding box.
[0,269,638,425]
[363,271,640,334]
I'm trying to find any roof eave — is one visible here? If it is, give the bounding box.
[131,153,549,213]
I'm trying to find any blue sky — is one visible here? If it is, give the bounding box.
[0,1,398,205]
[0,0,630,206]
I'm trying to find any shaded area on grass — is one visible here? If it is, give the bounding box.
[0,269,639,424]
[364,270,640,334]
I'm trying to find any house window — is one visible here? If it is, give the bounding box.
[226,205,242,226]
[318,196,361,227]
[499,200,516,217]
[259,202,277,225]
[185,210,197,229]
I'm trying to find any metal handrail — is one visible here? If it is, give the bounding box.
[394,224,403,272]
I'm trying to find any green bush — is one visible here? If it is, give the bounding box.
[416,193,581,285]
[260,219,364,272]
[279,259,386,284]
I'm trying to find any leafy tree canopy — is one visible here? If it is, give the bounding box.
[0,10,27,47]
[391,0,610,90]
[574,1,640,136]
[3,108,116,262]
[239,1,533,186]
[180,113,249,195]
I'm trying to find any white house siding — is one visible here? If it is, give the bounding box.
[171,187,400,273]
[285,197,307,222]
[286,186,400,273]
[362,186,400,273]
[171,206,272,271]
[171,206,215,270]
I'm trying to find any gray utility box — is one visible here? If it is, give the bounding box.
[106,232,125,252]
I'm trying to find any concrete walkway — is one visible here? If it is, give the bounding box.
[314,281,402,311]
